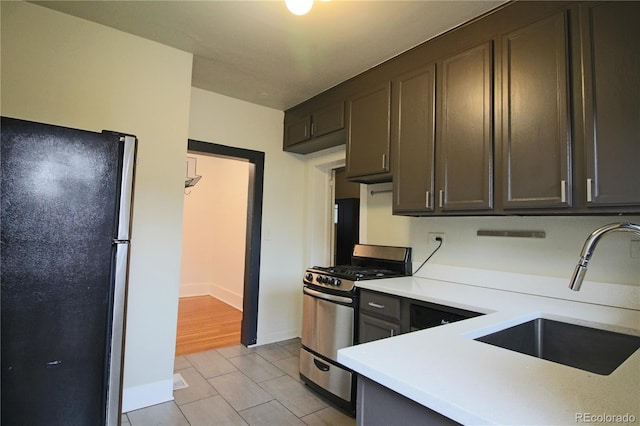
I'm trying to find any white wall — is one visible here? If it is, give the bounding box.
[189,87,307,344]
[180,153,249,310]
[1,2,193,411]
[303,146,347,268]
[364,182,640,287]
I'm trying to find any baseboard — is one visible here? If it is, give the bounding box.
[179,282,211,298]
[255,328,301,346]
[121,379,173,413]
[209,285,243,311]
[179,282,243,311]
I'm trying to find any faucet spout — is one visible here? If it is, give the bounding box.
[569,222,640,291]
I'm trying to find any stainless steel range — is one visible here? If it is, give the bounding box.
[299,244,412,415]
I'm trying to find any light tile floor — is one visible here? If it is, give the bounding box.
[122,338,355,426]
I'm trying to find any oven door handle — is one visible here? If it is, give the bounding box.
[303,286,353,304]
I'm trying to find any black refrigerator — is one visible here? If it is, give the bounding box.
[1,116,136,425]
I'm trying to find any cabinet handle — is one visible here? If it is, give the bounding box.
[390,329,395,337]
[311,123,315,136]
[586,178,593,203]
[426,191,431,209]
[561,180,567,203]
[382,154,387,170]
[368,302,385,309]
[439,190,444,208]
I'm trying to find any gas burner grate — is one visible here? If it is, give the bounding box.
[312,265,400,279]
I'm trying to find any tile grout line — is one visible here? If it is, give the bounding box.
[126,339,354,426]
[207,369,276,414]
[181,345,290,424]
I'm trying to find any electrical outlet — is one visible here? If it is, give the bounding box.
[428,232,445,246]
[631,240,640,259]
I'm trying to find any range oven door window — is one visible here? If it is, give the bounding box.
[301,287,354,363]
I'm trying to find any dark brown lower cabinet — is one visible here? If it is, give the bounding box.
[356,376,460,426]
[358,314,401,344]
[358,290,402,344]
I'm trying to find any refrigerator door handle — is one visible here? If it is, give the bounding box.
[108,134,135,425]
[117,135,136,241]
[106,241,129,426]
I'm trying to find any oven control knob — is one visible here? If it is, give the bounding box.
[334,279,341,287]
[318,275,327,284]
[305,273,313,282]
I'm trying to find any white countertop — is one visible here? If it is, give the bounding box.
[337,269,640,425]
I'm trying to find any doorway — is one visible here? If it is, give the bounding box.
[178,139,264,349]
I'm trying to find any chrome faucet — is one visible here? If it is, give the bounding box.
[569,222,640,291]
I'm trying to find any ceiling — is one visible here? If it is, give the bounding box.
[33,1,505,111]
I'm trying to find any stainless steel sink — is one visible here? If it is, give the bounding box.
[475,318,640,375]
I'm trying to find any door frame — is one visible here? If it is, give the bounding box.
[187,139,264,346]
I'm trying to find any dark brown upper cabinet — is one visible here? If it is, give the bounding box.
[283,101,345,154]
[580,1,640,208]
[285,115,312,146]
[501,11,572,210]
[346,82,392,183]
[311,102,345,138]
[436,41,494,212]
[392,64,437,214]
[283,1,639,215]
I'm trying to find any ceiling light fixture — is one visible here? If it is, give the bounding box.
[285,0,313,16]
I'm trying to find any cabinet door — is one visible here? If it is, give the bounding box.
[437,42,493,211]
[581,2,640,207]
[346,82,392,182]
[358,313,401,344]
[392,64,437,214]
[357,377,460,426]
[502,11,571,209]
[360,290,402,322]
[284,116,311,147]
[312,102,345,138]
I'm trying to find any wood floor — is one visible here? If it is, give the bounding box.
[175,295,242,356]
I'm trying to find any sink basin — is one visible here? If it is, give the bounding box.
[475,318,640,375]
